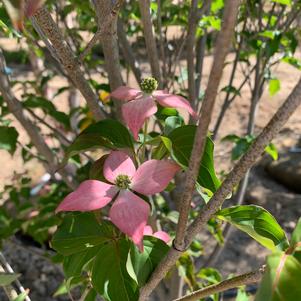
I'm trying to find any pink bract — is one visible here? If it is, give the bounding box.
[143,225,171,244]
[56,151,179,251]
[110,86,198,139]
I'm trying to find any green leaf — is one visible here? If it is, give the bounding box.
[255,252,301,301]
[271,0,291,5]
[265,143,278,161]
[62,119,134,164]
[236,287,249,301]
[0,126,18,155]
[51,213,115,255]
[53,277,83,297]
[151,136,172,160]
[269,79,281,96]
[53,282,69,297]
[221,85,241,97]
[89,154,108,181]
[178,253,197,290]
[222,134,254,161]
[92,239,138,301]
[13,292,29,301]
[197,267,221,284]
[0,272,20,286]
[127,237,169,286]
[164,116,184,135]
[168,125,220,193]
[217,205,289,251]
[84,289,97,301]
[232,139,251,160]
[222,134,240,143]
[63,247,99,278]
[260,30,279,40]
[291,218,301,246]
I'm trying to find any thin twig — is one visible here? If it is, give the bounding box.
[117,19,142,85]
[186,0,198,107]
[26,108,72,145]
[174,266,265,301]
[212,16,247,140]
[168,31,186,91]
[93,0,124,119]
[0,49,77,190]
[0,264,19,301]
[187,1,211,108]
[138,0,162,84]
[26,108,94,162]
[32,7,106,121]
[79,0,124,61]
[157,0,167,87]
[0,252,31,301]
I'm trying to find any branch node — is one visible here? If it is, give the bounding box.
[172,239,188,252]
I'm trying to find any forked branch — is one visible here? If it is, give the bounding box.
[139,76,301,300]
[138,0,162,84]
[32,7,105,121]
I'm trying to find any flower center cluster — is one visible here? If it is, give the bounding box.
[140,77,158,94]
[115,174,131,189]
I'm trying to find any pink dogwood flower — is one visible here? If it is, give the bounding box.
[56,151,180,251]
[110,77,198,139]
[143,225,170,244]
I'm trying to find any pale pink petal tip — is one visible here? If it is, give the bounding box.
[153,231,171,244]
[143,225,171,244]
[110,86,142,101]
[103,151,136,183]
[143,225,153,236]
[153,91,198,117]
[131,160,181,195]
[122,96,157,140]
[55,180,117,213]
[109,190,150,252]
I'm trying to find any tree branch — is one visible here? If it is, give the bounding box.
[93,0,124,119]
[174,0,241,252]
[80,0,124,61]
[157,0,167,87]
[31,7,106,121]
[138,0,162,84]
[186,77,301,242]
[186,0,198,107]
[174,266,265,301]
[117,19,142,85]
[139,68,301,301]
[187,1,211,108]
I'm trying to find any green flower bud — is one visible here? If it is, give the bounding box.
[140,77,158,94]
[115,174,131,189]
